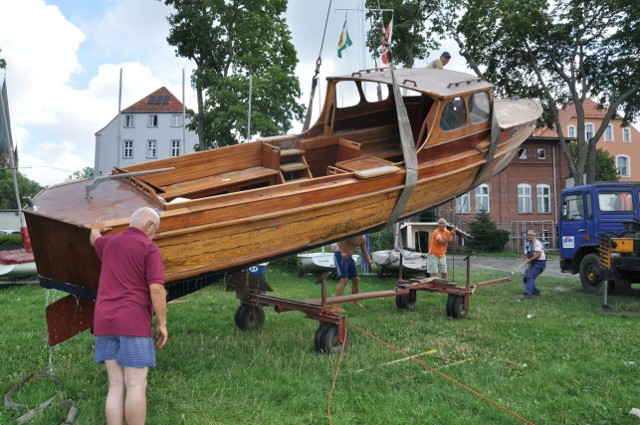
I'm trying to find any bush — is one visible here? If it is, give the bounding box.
[0,234,23,248]
[468,211,510,252]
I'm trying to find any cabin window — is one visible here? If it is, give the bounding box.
[440,97,467,131]
[518,148,528,159]
[146,140,157,158]
[469,92,490,123]
[600,191,633,212]
[562,194,583,221]
[537,184,551,213]
[171,140,181,157]
[123,140,133,159]
[616,155,630,177]
[362,81,389,103]
[623,127,631,143]
[475,184,490,212]
[518,183,532,213]
[456,192,470,213]
[335,81,361,108]
[567,125,576,139]
[124,115,135,128]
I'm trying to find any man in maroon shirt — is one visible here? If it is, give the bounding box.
[90,207,167,425]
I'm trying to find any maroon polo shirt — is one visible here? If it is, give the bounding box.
[93,227,165,337]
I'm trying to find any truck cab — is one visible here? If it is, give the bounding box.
[559,182,640,294]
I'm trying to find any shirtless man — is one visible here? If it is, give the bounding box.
[334,235,376,308]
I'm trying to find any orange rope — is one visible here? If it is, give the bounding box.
[327,330,348,425]
[345,320,535,425]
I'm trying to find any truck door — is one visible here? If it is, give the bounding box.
[559,191,590,262]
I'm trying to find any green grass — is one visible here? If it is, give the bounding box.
[1,266,639,424]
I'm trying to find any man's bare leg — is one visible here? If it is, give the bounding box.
[104,360,125,425]
[352,277,363,307]
[123,366,148,425]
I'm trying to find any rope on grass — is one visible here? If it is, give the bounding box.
[4,371,78,424]
[326,330,348,425]
[345,320,535,425]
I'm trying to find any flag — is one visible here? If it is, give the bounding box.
[381,18,393,65]
[337,20,353,59]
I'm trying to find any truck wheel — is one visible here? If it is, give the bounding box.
[579,253,604,294]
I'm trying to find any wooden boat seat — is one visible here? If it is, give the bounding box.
[159,166,280,200]
[335,155,400,179]
[337,124,403,161]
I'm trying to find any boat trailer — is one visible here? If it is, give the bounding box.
[230,255,512,354]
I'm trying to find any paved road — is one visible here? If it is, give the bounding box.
[450,256,579,280]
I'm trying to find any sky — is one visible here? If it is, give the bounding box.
[0,0,465,186]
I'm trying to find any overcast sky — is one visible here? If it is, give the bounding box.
[0,0,466,186]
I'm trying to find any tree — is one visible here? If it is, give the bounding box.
[65,167,94,182]
[364,0,462,69]
[458,0,640,185]
[162,0,304,149]
[0,169,42,209]
[567,142,618,182]
[0,49,6,70]
[468,210,510,252]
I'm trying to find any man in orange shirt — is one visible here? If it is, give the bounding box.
[427,218,456,280]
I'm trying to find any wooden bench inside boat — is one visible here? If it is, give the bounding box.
[335,155,400,179]
[337,124,404,162]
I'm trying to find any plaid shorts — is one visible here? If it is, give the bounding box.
[95,335,156,368]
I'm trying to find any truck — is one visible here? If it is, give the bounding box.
[559,182,640,294]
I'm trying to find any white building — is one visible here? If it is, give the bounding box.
[94,87,199,177]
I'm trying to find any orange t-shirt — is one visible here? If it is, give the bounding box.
[429,228,451,258]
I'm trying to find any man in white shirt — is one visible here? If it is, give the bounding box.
[523,230,546,298]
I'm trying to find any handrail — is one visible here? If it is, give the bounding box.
[85,167,175,199]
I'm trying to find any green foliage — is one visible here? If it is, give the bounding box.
[0,49,6,69]
[364,0,463,68]
[468,210,510,252]
[64,167,94,182]
[0,170,42,209]
[458,0,640,185]
[0,233,22,247]
[567,142,618,182]
[162,0,305,149]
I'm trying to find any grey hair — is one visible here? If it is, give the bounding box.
[527,230,536,236]
[130,207,160,227]
[438,218,447,225]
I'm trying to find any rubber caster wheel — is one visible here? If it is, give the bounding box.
[315,324,349,354]
[234,304,265,330]
[446,295,467,319]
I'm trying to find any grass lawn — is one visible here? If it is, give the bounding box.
[1,264,639,424]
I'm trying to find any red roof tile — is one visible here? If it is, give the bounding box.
[122,87,184,114]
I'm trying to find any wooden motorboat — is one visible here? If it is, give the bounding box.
[23,67,542,345]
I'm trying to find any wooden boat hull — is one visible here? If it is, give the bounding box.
[23,67,542,344]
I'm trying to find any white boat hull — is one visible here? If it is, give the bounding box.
[372,250,428,273]
[298,252,360,275]
[0,261,37,280]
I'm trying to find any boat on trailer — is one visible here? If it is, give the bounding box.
[24,67,542,346]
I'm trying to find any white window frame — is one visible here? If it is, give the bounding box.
[146,140,157,158]
[604,124,613,142]
[171,139,181,157]
[475,184,490,213]
[147,115,159,127]
[567,125,576,139]
[123,140,133,159]
[537,184,551,213]
[537,148,547,160]
[171,114,182,127]
[623,127,631,143]
[518,183,532,213]
[456,192,470,213]
[124,115,135,128]
[585,123,595,141]
[616,155,630,177]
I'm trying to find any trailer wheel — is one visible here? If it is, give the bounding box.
[579,253,604,294]
[315,324,349,354]
[395,293,416,310]
[234,304,265,331]
[314,322,332,352]
[447,295,467,319]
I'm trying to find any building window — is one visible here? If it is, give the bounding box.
[537,148,547,160]
[456,192,470,213]
[171,115,182,127]
[585,123,594,141]
[518,184,532,213]
[616,155,630,177]
[123,140,133,159]
[567,125,576,139]
[475,184,490,212]
[171,140,181,157]
[147,115,159,127]
[124,115,135,128]
[623,127,631,143]
[537,184,551,213]
[518,148,528,159]
[147,140,157,158]
[604,124,613,142]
